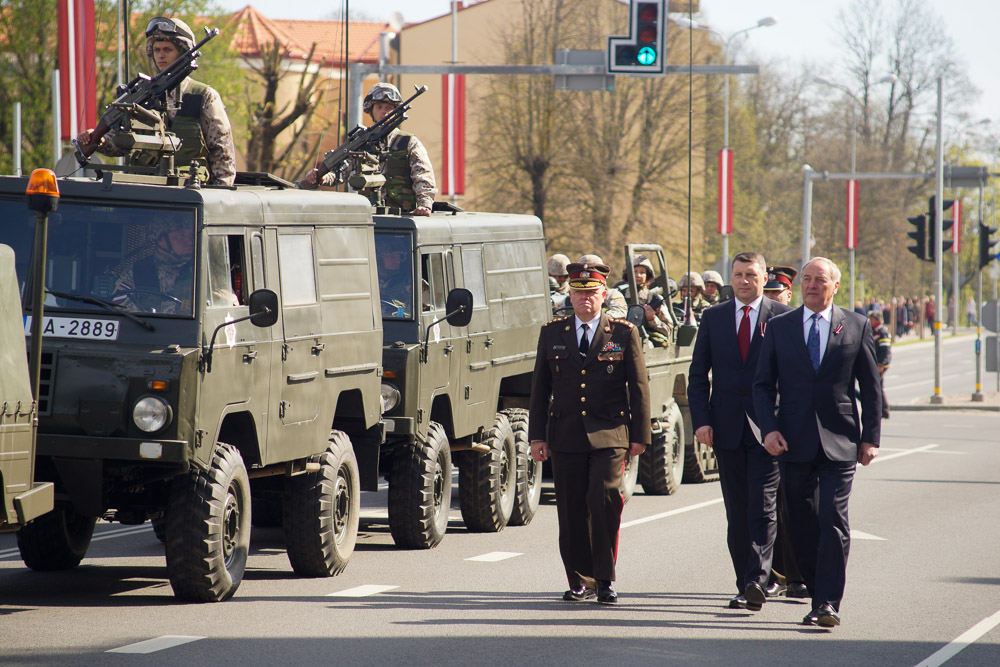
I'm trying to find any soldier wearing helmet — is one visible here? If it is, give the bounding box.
[618,255,673,341]
[305,82,437,215]
[702,270,724,304]
[677,271,709,321]
[76,17,236,186]
[548,253,572,316]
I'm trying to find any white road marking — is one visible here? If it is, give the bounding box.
[327,584,399,597]
[890,373,970,391]
[106,635,204,654]
[850,530,886,541]
[620,498,725,529]
[871,444,939,464]
[0,524,152,560]
[465,551,522,562]
[914,607,1000,667]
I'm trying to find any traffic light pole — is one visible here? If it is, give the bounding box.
[974,180,985,402]
[932,76,944,404]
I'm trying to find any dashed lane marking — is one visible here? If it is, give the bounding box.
[850,530,886,540]
[620,498,725,529]
[871,444,939,464]
[106,635,204,654]
[0,524,151,560]
[465,551,522,562]
[327,584,399,597]
[914,607,1000,667]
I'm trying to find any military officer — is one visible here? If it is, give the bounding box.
[304,83,437,215]
[763,265,798,306]
[578,254,627,318]
[528,260,651,605]
[77,16,236,186]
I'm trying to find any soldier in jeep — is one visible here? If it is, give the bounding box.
[617,254,673,344]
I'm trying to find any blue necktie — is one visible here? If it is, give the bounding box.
[807,313,821,371]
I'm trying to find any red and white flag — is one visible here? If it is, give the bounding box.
[718,149,733,235]
[441,74,465,196]
[57,0,96,141]
[845,180,859,249]
[952,199,962,254]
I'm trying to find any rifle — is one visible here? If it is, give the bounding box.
[300,85,428,189]
[73,27,220,165]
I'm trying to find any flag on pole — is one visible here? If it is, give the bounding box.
[718,148,733,235]
[845,179,859,249]
[57,0,96,141]
[441,74,465,196]
[952,199,961,253]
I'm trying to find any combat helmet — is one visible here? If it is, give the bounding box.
[144,16,196,61]
[364,82,403,115]
[679,271,705,290]
[701,270,723,289]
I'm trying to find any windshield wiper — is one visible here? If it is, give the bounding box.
[44,289,155,331]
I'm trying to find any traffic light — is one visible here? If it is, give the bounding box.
[928,196,955,260]
[907,213,928,261]
[981,222,999,269]
[607,0,666,76]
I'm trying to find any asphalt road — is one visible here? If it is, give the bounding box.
[886,332,996,405]
[2,405,998,666]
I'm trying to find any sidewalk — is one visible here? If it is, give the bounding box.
[891,391,1000,412]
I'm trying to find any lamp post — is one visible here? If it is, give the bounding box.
[813,74,897,309]
[675,16,777,282]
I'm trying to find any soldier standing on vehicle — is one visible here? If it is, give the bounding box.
[702,270,724,305]
[76,17,236,187]
[869,310,892,419]
[618,254,673,342]
[303,83,437,215]
[528,260,651,606]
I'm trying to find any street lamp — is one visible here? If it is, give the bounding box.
[674,16,777,282]
[813,74,897,309]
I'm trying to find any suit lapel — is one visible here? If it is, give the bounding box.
[791,306,815,369]
[745,297,770,362]
[819,307,845,372]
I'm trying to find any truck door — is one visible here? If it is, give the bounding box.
[458,245,493,431]
[418,248,461,434]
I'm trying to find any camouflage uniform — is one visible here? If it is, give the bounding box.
[91,18,236,186]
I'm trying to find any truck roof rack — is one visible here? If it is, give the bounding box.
[233,172,295,189]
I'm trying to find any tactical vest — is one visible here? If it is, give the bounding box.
[383,131,417,211]
[133,80,210,181]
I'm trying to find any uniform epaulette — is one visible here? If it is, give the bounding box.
[608,316,634,329]
[547,315,572,325]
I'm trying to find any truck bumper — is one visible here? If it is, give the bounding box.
[14,482,55,524]
[38,434,189,463]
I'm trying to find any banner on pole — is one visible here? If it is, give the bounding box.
[952,199,961,253]
[57,0,96,141]
[441,74,466,196]
[718,148,733,235]
[845,180,859,249]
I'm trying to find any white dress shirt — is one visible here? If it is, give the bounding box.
[803,304,834,364]
[735,295,764,336]
[575,314,600,348]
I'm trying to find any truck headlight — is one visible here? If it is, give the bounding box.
[380,383,401,412]
[133,395,172,433]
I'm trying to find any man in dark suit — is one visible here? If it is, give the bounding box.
[529,260,651,605]
[688,251,793,612]
[753,257,881,629]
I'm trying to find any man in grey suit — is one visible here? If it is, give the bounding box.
[688,251,792,612]
[753,257,881,629]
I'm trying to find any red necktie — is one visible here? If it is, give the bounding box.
[738,305,751,362]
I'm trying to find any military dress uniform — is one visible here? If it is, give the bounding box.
[528,263,651,601]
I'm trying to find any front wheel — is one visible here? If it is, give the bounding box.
[283,430,360,576]
[388,422,452,549]
[459,412,516,532]
[639,402,685,495]
[17,508,96,571]
[165,443,251,602]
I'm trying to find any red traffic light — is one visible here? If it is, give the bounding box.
[638,4,658,21]
[638,26,657,43]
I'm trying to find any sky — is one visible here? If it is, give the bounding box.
[217,0,999,129]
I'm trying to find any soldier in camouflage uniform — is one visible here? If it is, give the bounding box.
[702,270,724,305]
[307,83,437,215]
[76,17,236,186]
[677,271,709,322]
[618,254,673,342]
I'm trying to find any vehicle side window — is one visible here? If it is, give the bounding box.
[421,252,446,311]
[251,233,265,291]
[277,233,317,306]
[207,235,243,308]
[461,247,486,308]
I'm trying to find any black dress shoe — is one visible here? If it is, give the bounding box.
[765,581,786,597]
[596,580,618,605]
[802,608,820,625]
[562,586,596,602]
[815,603,841,627]
[743,582,766,611]
[785,582,810,599]
[728,594,748,609]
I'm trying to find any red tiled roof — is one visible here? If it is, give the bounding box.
[228,5,387,66]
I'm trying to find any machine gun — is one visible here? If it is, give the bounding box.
[72,27,220,167]
[299,85,428,192]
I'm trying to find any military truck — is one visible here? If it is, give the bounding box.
[374,210,549,548]
[0,244,54,533]
[616,243,718,499]
[0,172,383,602]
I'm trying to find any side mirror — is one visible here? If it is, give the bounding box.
[248,289,279,327]
[626,304,646,329]
[444,288,473,327]
[718,285,735,303]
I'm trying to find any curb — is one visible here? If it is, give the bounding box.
[890,403,1000,412]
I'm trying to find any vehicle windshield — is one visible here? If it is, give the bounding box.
[0,199,197,317]
[374,232,414,320]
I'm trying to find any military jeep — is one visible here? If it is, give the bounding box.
[617,243,718,499]
[0,172,383,602]
[373,209,550,548]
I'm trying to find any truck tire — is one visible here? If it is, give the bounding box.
[503,408,540,526]
[620,453,640,503]
[165,442,251,602]
[17,508,96,570]
[459,412,516,532]
[151,514,167,543]
[388,421,452,549]
[283,430,360,576]
[639,402,684,495]
[683,433,719,483]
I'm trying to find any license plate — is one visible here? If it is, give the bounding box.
[24,316,120,340]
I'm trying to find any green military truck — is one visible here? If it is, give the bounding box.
[0,244,54,533]
[373,210,549,548]
[0,172,383,602]
[617,243,718,499]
